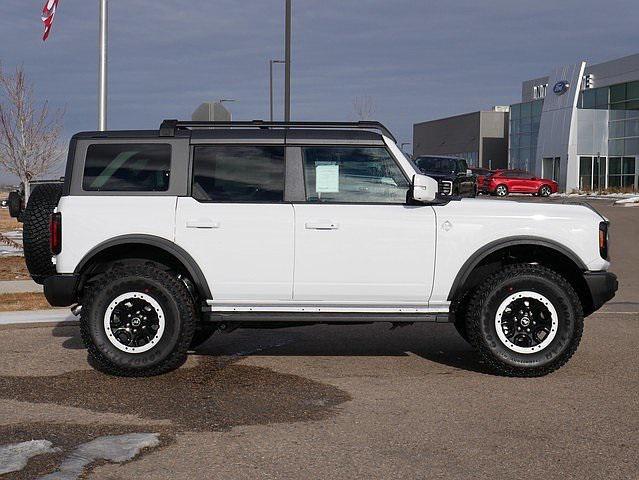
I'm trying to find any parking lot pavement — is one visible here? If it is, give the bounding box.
[0,196,636,479]
[0,316,637,479]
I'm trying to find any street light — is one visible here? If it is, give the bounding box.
[284,0,292,121]
[269,60,285,121]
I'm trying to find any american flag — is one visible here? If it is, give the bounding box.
[42,0,60,41]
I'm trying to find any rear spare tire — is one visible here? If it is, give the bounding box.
[22,183,63,284]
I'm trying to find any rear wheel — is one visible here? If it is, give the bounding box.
[465,264,583,377]
[22,183,63,284]
[495,184,508,196]
[539,185,552,197]
[80,261,197,377]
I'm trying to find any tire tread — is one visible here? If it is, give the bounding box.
[80,261,197,377]
[466,264,583,377]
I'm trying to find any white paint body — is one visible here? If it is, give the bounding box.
[55,136,609,314]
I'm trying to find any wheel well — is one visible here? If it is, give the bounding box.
[451,244,594,316]
[76,242,210,301]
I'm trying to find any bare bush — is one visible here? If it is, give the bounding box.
[0,64,64,198]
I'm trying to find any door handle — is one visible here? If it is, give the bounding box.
[186,219,220,229]
[305,220,339,230]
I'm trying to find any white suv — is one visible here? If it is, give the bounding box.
[29,120,617,377]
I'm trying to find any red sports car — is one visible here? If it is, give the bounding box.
[486,170,558,197]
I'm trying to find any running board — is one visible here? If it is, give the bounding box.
[202,311,451,323]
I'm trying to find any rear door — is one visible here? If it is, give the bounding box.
[292,145,436,304]
[175,143,294,302]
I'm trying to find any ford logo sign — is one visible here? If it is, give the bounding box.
[553,81,570,95]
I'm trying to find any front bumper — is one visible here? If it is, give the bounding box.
[43,274,79,307]
[583,271,618,313]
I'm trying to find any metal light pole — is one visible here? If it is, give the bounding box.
[98,0,108,131]
[269,60,285,121]
[284,0,292,121]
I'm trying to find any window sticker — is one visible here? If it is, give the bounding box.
[315,162,339,193]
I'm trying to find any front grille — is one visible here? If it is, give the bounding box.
[438,181,453,195]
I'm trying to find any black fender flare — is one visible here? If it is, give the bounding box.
[447,236,587,301]
[75,234,212,299]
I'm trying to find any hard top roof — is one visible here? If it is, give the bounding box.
[72,120,395,145]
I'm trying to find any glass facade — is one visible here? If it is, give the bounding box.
[578,80,639,191]
[509,99,542,171]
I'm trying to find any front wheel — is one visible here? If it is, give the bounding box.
[80,261,197,377]
[539,185,552,197]
[465,264,583,377]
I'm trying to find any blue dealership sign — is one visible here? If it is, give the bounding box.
[553,81,570,95]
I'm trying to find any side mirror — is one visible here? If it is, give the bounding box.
[410,174,438,203]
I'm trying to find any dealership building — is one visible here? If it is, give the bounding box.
[414,53,639,192]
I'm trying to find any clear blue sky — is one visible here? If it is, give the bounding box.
[1,0,638,183]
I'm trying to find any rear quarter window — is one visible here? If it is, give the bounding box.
[83,144,171,192]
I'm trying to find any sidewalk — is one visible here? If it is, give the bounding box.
[0,280,42,294]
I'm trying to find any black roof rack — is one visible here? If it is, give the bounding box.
[159,119,396,143]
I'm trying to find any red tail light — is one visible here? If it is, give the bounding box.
[50,212,62,255]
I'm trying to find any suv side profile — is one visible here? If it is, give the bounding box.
[32,120,616,378]
[413,155,476,197]
[487,169,558,197]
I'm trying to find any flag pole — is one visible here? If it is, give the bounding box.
[98,0,108,131]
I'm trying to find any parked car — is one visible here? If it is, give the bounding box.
[23,120,616,378]
[469,167,492,193]
[412,155,476,197]
[486,170,558,197]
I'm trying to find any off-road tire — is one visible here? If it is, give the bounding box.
[466,264,583,377]
[22,183,63,284]
[80,261,197,377]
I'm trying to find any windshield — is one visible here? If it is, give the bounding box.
[415,156,459,174]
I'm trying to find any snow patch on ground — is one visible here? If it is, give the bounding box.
[0,440,59,475]
[39,433,160,480]
[0,230,23,256]
[553,192,637,200]
[614,196,639,205]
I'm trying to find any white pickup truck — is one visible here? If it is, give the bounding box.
[22,120,617,377]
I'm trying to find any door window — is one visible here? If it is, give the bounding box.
[192,145,285,202]
[302,147,409,203]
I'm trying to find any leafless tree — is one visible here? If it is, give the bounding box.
[0,64,64,199]
[353,95,375,120]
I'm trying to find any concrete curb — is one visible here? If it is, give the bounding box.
[0,309,77,327]
[0,280,42,294]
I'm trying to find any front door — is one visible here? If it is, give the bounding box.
[175,144,294,301]
[292,146,436,304]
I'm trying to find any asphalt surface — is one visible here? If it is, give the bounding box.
[0,197,637,479]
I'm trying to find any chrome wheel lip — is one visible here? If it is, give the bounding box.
[103,292,165,354]
[495,291,559,354]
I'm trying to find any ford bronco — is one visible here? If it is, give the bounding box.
[23,120,617,377]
